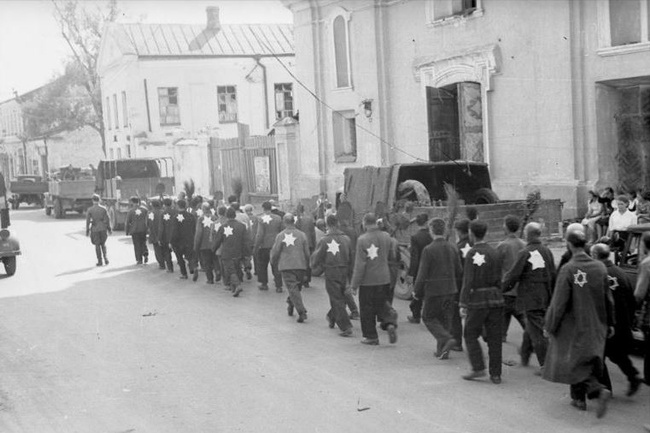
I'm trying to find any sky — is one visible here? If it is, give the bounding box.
[0,0,292,102]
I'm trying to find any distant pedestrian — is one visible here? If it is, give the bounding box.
[171,199,196,280]
[311,214,354,336]
[459,220,503,384]
[296,204,316,288]
[339,217,361,321]
[543,230,614,418]
[350,213,398,345]
[125,196,149,265]
[271,213,311,323]
[413,218,462,360]
[407,213,433,324]
[213,207,250,297]
[158,197,176,273]
[254,201,283,292]
[85,194,111,266]
[244,203,257,278]
[194,202,219,284]
[148,199,165,269]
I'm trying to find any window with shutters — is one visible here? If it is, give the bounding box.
[274,83,294,120]
[158,87,180,126]
[217,85,238,123]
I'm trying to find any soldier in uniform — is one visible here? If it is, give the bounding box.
[311,214,354,336]
[459,220,503,384]
[502,222,556,372]
[85,194,111,266]
[158,197,177,273]
[194,202,219,284]
[212,207,250,297]
[543,230,614,418]
[171,199,196,280]
[413,218,463,359]
[271,214,311,323]
[592,243,643,397]
[407,213,433,324]
[350,213,398,345]
[255,201,283,292]
[125,196,149,265]
[148,199,165,269]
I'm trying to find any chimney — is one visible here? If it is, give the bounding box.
[206,6,221,32]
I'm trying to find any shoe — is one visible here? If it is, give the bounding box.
[192,269,199,282]
[462,370,487,381]
[451,343,463,352]
[490,376,502,384]
[361,338,379,345]
[166,269,174,273]
[521,354,530,367]
[246,270,252,280]
[232,287,243,297]
[437,338,457,360]
[144,256,149,264]
[595,389,611,419]
[407,315,421,324]
[297,312,307,323]
[104,258,109,265]
[626,376,642,397]
[159,265,166,270]
[136,261,143,265]
[339,328,353,337]
[570,399,587,411]
[387,324,397,344]
[179,275,188,280]
[275,286,283,293]
[224,285,231,291]
[206,280,214,285]
[96,262,102,267]
[287,301,294,317]
[327,314,335,329]
[215,275,221,282]
[259,284,269,291]
[349,312,360,320]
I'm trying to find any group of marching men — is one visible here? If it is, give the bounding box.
[86,193,650,421]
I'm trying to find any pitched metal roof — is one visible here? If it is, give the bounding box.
[116,23,293,57]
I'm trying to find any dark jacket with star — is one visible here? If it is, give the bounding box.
[502,240,556,311]
[296,213,317,250]
[148,208,163,244]
[459,242,503,309]
[170,210,196,248]
[310,228,353,279]
[408,227,433,279]
[212,219,250,260]
[543,252,614,385]
[414,237,462,299]
[126,205,149,236]
[159,208,177,244]
[270,227,310,271]
[254,212,283,250]
[457,236,473,267]
[603,260,635,344]
[194,214,217,251]
[350,226,394,288]
[496,234,526,297]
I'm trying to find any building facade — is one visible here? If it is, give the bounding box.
[281,0,650,218]
[97,7,296,197]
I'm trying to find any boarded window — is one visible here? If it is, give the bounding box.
[217,85,238,123]
[274,83,294,120]
[333,110,357,162]
[333,16,350,88]
[158,87,180,126]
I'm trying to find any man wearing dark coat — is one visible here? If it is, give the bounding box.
[414,218,462,360]
[591,243,643,396]
[148,199,165,269]
[459,220,503,384]
[213,207,251,297]
[85,194,111,266]
[543,230,614,418]
[170,199,197,280]
[125,196,149,265]
[502,222,556,371]
[339,217,361,320]
[296,204,316,287]
[254,201,283,291]
[158,197,177,273]
[194,202,219,284]
[406,213,433,324]
[310,214,354,336]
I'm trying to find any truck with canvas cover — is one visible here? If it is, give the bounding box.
[45,167,96,218]
[96,158,174,230]
[9,175,48,209]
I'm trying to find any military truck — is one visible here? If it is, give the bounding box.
[45,167,96,218]
[9,175,48,209]
[95,158,175,230]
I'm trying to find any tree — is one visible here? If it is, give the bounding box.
[51,0,119,157]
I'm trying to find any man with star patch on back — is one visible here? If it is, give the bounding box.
[213,207,250,297]
[271,213,311,322]
[158,197,177,273]
[543,230,614,418]
[310,214,354,337]
[255,201,283,292]
[125,196,149,265]
[502,222,556,373]
[194,202,219,284]
[170,199,197,280]
[459,220,504,384]
[350,213,398,345]
[148,199,166,270]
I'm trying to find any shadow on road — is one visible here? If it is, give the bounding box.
[55,266,101,277]
[99,264,141,274]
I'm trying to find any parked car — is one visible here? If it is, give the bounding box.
[0,172,20,276]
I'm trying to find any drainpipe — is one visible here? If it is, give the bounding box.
[253,55,270,130]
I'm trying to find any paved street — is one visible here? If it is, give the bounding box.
[0,208,647,432]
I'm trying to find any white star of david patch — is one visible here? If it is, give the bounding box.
[196,209,203,218]
[367,243,379,260]
[224,226,234,237]
[148,212,154,221]
[574,269,587,288]
[202,216,212,228]
[607,275,619,291]
[163,213,170,221]
[261,214,272,224]
[213,222,222,233]
[283,232,297,247]
[176,214,185,223]
[327,239,340,255]
[461,243,471,258]
[528,250,546,270]
[472,252,486,267]
[135,209,142,216]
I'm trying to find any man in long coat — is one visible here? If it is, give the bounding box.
[406,213,433,324]
[543,230,614,418]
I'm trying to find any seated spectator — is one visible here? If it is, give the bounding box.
[607,195,638,237]
[637,191,650,224]
[629,188,642,212]
[581,190,603,242]
[597,187,615,234]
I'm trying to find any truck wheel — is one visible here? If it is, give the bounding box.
[4,256,16,276]
[472,188,499,205]
[54,199,65,219]
[394,245,413,301]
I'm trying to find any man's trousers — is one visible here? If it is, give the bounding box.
[131,232,148,263]
[359,284,398,340]
[422,294,456,353]
[464,307,503,377]
[324,268,352,331]
[283,270,307,315]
